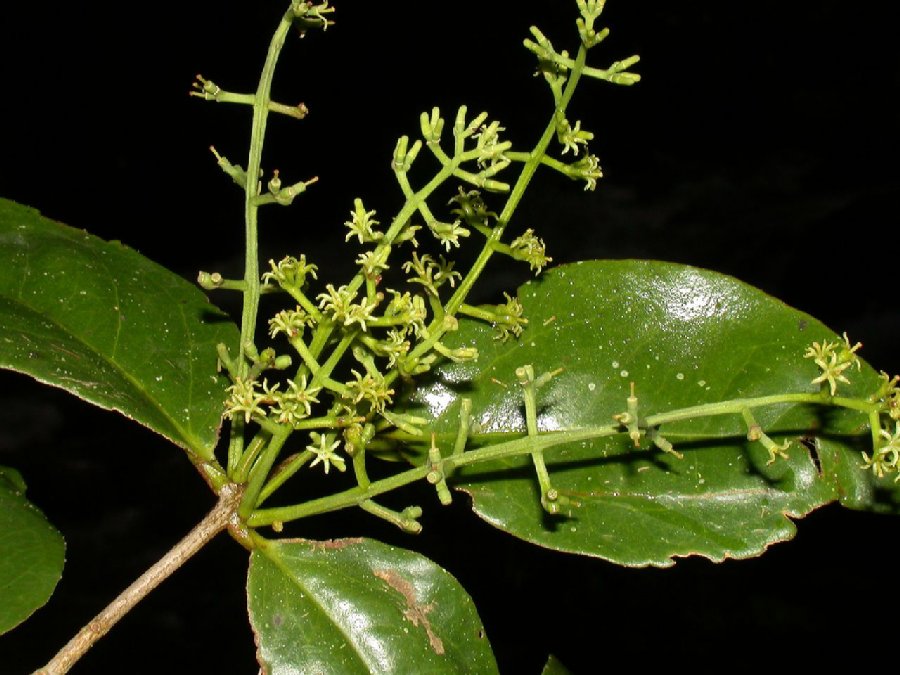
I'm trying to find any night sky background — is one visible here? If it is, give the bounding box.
[1,1,898,673]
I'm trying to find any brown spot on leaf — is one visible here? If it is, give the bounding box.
[373,568,445,655]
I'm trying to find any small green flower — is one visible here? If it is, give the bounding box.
[392,135,423,174]
[576,0,608,47]
[394,221,421,248]
[356,247,391,279]
[431,255,462,289]
[306,432,346,474]
[493,293,528,341]
[270,375,322,426]
[291,1,335,32]
[402,253,461,297]
[449,187,497,228]
[472,120,508,168]
[804,333,862,396]
[557,118,594,156]
[224,378,266,423]
[345,198,383,244]
[509,229,552,274]
[873,372,900,420]
[382,290,427,335]
[262,255,318,290]
[811,353,851,396]
[374,329,411,368]
[428,220,470,251]
[861,422,900,481]
[398,352,438,378]
[383,290,416,318]
[345,296,379,332]
[572,154,602,191]
[344,369,394,413]
[317,284,356,324]
[268,307,313,339]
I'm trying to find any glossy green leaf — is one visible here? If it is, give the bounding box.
[248,538,497,674]
[0,466,65,635]
[0,198,239,459]
[402,260,892,566]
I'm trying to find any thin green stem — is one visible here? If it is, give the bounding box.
[232,431,270,483]
[246,390,877,527]
[643,392,877,427]
[310,331,357,392]
[257,450,314,505]
[239,427,291,519]
[226,418,247,478]
[457,303,502,322]
[239,8,295,375]
[221,9,297,478]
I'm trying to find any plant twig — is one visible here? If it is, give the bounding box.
[34,483,244,675]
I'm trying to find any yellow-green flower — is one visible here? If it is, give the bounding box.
[804,333,862,396]
[307,432,346,474]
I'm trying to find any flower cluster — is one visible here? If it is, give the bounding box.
[271,376,322,426]
[316,284,380,331]
[223,376,322,428]
[449,188,497,230]
[262,255,318,290]
[345,198,383,244]
[509,229,552,274]
[382,290,428,334]
[572,154,603,191]
[492,293,528,341]
[557,118,594,156]
[223,378,268,424]
[804,332,862,396]
[472,120,510,170]
[427,219,470,251]
[269,307,314,339]
[290,1,334,33]
[368,329,411,368]
[861,422,900,481]
[344,369,394,413]
[402,253,461,298]
[356,247,391,279]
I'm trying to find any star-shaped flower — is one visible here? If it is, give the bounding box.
[306,432,346,474]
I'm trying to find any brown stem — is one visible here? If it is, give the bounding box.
[34,483,244,675]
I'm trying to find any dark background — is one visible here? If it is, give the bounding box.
[1,1,898,673]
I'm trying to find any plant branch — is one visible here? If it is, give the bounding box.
[246,390,877,527]
[238,8,295,373]
[35,484,244,675]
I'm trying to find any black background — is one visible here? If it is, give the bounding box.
[1,1,898,673]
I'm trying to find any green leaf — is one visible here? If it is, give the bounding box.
[0,198,239,459]
[248,538,498,674]
[541,655,572,675]
[0,466,65,635]
[402,260,891,566]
